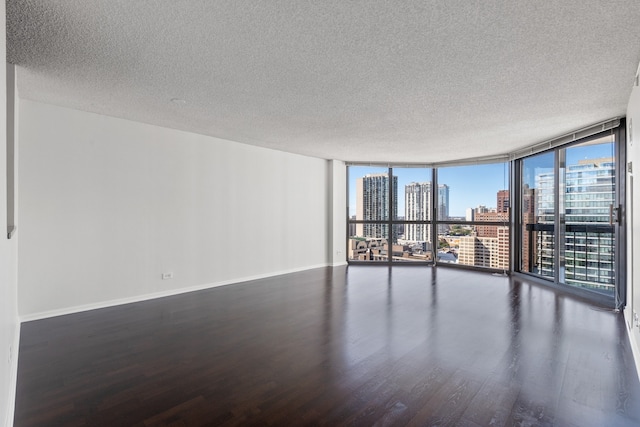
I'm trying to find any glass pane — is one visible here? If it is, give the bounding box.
[521,151,555,278]
[394,223,434,262]
[437,163,509,252]
[391,167,434,263]
[348,166,394,230]
[436,163,509,221]
[562,135,616,294]
[440,223,510,269]
[348,227,389,262]
[392,168,432,221]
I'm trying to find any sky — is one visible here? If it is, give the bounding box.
[348,163,508,218]
[348,140,615,218]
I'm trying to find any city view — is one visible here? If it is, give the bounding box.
[347,164,510,268]
[347,137,617,293]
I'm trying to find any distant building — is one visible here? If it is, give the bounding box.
[458,190,510,269]
[437,184,450,234]
[521,186,536,272]
[355,174,398,239]
[458,226,509,269]
[465,207,474,222]
[497,190,510,213]
[535,167,558,279]
[348,238,387,261]
[348,237,432,262]
[475,205,489,214]
[348,215,357,237]
[405,182,432,244]
[475,210,508,238]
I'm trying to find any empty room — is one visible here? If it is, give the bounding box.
[3,1,640,426]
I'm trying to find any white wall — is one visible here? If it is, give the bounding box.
[0,1,20,425]
[626,67,640,377]
[18,100,330,318]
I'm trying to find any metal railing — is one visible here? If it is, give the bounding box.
[525,223,615,291]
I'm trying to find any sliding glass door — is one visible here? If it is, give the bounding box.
[518,132,620,298]
[562,136,617,293]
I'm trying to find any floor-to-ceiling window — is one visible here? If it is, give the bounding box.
[392,167,434,262]
[347,162,510,269]
[347,166,432,263]
[347,166,392,262]
[436,163,510,270]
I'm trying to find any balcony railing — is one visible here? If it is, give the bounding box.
[525,223,615,292]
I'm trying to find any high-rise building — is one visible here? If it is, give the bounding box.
[521,185,536,272]
[475,209,509,238]
[535,168,557,279]
[355,173,398,239]
[497,190,510,213]
[437,184,450,234]
[475,191,509,238]
[405,182,432,243]
[458,190,510,269]
[437,184,449,220]
[458,227,509,269]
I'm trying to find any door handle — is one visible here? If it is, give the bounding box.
[610,204,614,225]
[609,204,620,225]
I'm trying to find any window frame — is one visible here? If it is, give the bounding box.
[346,162,512,272]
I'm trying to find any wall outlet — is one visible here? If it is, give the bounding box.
[161,272,174,280]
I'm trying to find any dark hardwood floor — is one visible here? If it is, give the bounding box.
[13,266,640,426]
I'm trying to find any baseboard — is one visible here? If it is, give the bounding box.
[331,261,348,267]
[624,308,640,384]
[4,321,20,427]
[19,263,330,323]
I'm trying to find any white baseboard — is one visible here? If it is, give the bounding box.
[331,261,348,267]
[624,308,640,384]
[20,263,331,323]
[4,321,20,427]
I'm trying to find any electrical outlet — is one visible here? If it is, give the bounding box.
[161,272,174,280]
[634,311,639,328]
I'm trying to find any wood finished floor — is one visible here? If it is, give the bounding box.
[13,266,640,427]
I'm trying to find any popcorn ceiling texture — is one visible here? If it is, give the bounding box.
[6,0,640,163]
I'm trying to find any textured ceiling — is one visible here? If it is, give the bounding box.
[7,0,640,163]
